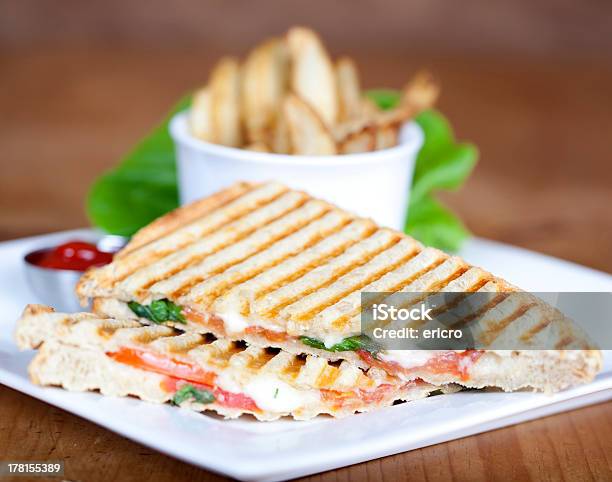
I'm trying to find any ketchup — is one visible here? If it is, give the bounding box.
[32,241,114,271]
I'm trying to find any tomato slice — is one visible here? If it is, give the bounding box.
[182,307,226,334]
[421,350,483,380]
[108,348,260,412]
[161,377,259,411]
[107,347,216,386]
[214,387,259,411]
[357,350,483,381]
[245,325,288,343]
[321,383,394,409]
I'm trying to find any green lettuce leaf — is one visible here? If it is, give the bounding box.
[410,110,477,205]
[405,195,470,252]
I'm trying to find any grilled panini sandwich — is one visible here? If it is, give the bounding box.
[77,182,602,392]
[16,305,454,421]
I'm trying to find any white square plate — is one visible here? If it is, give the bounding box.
[1,230,611,481]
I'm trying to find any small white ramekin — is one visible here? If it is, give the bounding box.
[169,111,423,230]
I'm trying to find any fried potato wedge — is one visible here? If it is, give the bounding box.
[241,38,289,144]
[245,142,271,152]
[287,27,339,127]
[375,123,400,150]
[332,97,381,142]
[360,97,380,119]
[336,57,362,122]
[209,57,243,147]
[376,70,440,126]
[190,86,213,141]
[271,108,291,154]
[191,28,439,155]
[402,70,440,113]
[338,125,376,154]
[283,94,337,155]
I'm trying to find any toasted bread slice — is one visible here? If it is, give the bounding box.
[77,182,602,391]
[16,305,451,421]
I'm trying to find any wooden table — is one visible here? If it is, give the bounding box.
[1,48,610,481]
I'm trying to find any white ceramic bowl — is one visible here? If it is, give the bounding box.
[170,111,423,230]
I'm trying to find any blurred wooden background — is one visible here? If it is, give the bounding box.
[0,3,611,479]
[1,0,611,271]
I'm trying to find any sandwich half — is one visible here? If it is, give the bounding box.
[15,305,454,421]
[77,182,602,392]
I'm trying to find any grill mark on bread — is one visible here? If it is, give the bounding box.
[331,259,468,331]
[134,202,294,292]
[316,364,342,387]
[150,332,208,354]
[166,201,332,299]
[123,193,312,296]
[282,356,307,380]
[520,315,554,342]
[466,276,494,293]
[479,302,536,345]
[244,222,378,307]
[96,320,145,339]
[427,265,469,292]
[116,182,255,259]
[245,348,278,370]
[453,292,508,329]
[190,214,352,307]
[103,184,290,288]
[261,231,402,319]
[327,251,450,331]
[555,336,576,349]
[296,247,421,324]
[362,261,471,332]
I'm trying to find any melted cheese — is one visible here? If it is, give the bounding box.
[243,375,319,413]
[218,311,249,334]
[321,332,346,348]
[379,350,446,369]
[216,311,285,335]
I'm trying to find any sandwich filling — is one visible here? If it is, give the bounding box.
[124,298,485,383]
[18,305,452,420]
[106,345,405,414]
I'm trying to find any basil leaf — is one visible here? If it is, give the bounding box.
[127,299,186,324]
[300,335,379,355]
[127,301,152,320]
[172,384,215,405]
[149,299,169,323]
[167,302,186,323]
[299,336,327,350]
